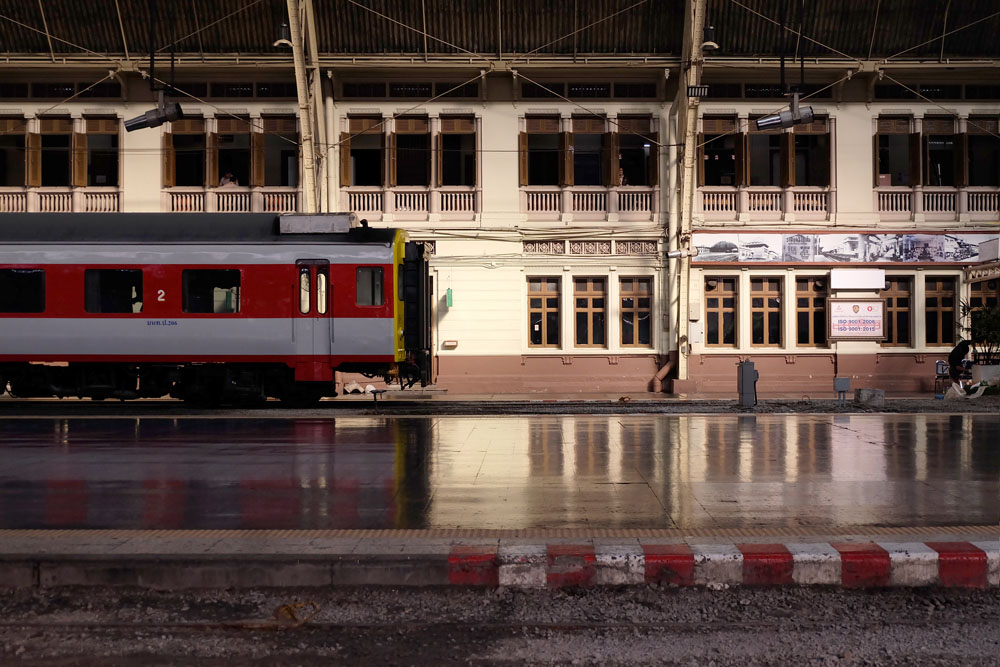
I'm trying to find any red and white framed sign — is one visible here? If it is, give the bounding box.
[828,299,886,341]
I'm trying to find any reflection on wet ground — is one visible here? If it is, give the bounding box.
[0,414,997,531]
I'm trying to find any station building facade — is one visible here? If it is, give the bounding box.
[0,0,997,396]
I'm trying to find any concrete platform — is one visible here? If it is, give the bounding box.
[0,528,996,590]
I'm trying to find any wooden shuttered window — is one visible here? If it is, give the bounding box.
[251,131,265,187]
[605,132,618,185]
[388,132,397,187]
[646,132,659,186]
[26,132,41,187]
[206,132,218,188]
[164,118,204,188]
[339,132,351,187]
[699,117,738,187]
[0,119,26,186]
[518,132,529,186]
[71,133,87,187]
[780,132,794,187]
[874,117,919,186]
[560,131,573,186]
[162,132,175,187]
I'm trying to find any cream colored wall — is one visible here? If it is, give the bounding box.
[120,103,165,212]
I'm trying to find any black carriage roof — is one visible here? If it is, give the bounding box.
[0,213,398,245]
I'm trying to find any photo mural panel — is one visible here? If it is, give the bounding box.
[692,232,998,264]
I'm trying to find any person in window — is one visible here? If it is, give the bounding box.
[219,172,238,187]
[618,167,628,187]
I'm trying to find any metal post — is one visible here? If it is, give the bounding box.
[286,0,317,213]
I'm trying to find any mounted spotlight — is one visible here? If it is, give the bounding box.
[701,24,719,52]
[124,101,184,132]
[273,22,292,48]
[666,247,700,259]
[754,92,813,130]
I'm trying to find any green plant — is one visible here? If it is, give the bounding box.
[960,300,1000,365]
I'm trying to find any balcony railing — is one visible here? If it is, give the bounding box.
[343,186,479,222]
[166,187,299,213]
[0,187,121,213]
[699,186,831,222]
[874,186,1000,222]
[520,186,656,222]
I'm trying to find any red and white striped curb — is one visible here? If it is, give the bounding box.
[447,541,1000,588]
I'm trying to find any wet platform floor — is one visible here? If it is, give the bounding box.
[0,414,997,531]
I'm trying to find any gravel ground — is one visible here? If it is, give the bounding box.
[1,585,999,665]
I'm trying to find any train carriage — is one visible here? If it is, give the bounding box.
[0,213,432,404]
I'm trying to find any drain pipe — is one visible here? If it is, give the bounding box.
[651,351,677,393]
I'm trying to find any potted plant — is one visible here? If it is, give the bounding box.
[960,300,1000,387]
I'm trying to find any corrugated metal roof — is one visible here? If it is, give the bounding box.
[708,0,1000,60]
[1,1,995,63]
[0,0,684,59]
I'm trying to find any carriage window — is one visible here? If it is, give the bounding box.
[299,267,310,314]
[316,267,329,314]
[85,269,142,313]
[0,268,45,313]
[182,269,240,313]
[357,267,384,306]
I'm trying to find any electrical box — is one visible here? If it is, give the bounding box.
[737,361,758,408]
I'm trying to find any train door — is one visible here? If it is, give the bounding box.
[295,259,333,366]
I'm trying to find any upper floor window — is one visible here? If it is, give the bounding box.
[699,115,829,187]
[0,268,45,313]
[617,116,658,187]
[519,115,655,188]
[393,116,430,187]
[165,118,207,187]
[164,116,299,189]
[968,117,999,187]
[260,117,299,187]
[439,116,476,186]
[84,118,120,187]
[38,117,72,187]
[922,117,957,187]
[341,116,384,187]
[875,116,915,187]
[0,118,26,187]
[520,116,561,186]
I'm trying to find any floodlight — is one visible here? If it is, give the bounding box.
[701,25,719,52]
[754,93,813,130]
[666,247,700,259]
[273,22,292,48]
[124,102,184,132]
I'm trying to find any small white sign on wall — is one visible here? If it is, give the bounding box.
[830,268,885,290]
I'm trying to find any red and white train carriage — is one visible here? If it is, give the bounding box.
[0,212,432,404]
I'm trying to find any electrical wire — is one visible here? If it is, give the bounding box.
[507,0,651,65]
[155,0,267,53]
[879,74,1000,141]
[882,9,1000,62]
[0,12,123,65]
[343,0,493,66]
[0,73,117,137]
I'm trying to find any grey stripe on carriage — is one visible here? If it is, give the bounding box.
[0,318,396,357]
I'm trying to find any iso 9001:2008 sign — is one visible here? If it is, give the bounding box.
[828,299,887,341]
